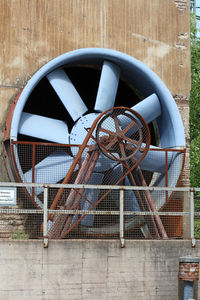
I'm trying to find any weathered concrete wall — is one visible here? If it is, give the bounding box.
[0,240,199,300]
[0,0,190,94]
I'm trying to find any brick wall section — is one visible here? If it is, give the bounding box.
[0,240,199,300]
[175,96,190,187]
[0,213,27,238]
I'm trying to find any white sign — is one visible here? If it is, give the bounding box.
[0,188,16,206]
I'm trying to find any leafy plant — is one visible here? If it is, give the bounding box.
[190,13,200,238]
[11,230,29,240]
[194,220,200,239]
[190,14,200,142]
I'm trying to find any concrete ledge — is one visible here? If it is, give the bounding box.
[0,239,199,299]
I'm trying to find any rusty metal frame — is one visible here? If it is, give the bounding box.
[9,140,83,208]
[49,107,151,212]
[9,140,41,209]
[159,148,186,211]
[9,141,185,191]
[4,89,24,141]
[8,142,186,238]
[5,105,186,239]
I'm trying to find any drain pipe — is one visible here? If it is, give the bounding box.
[179,256,200,300]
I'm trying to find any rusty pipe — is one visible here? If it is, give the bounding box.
[136,166,168,239]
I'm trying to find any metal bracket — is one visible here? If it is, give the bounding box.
[43,237,49,248]
[191,238,196,248]
[120,238,125,248]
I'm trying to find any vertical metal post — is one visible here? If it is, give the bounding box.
[31,143,36,203]
[190,191,195,247]
[165,150,168,203]
[183,281,194,300]
[120,189,125,248]
[43,185,49,248]
[193,0,196,17]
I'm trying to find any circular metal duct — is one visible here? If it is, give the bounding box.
[4,48,185,236]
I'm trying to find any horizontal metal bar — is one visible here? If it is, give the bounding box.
[0,181,197,192]
[11,140,185,152]
[0,208,189,216]
[0,209,43,214]
[47,209,189,216]
[45,184,191,192]
[12,140,76,147]
[124,211,189,216]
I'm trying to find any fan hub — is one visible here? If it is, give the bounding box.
[70,112,116,172]
[70,113,99,145]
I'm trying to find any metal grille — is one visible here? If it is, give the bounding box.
[5,138,186,241]
[47,187,120,239]
[11,142,185,195]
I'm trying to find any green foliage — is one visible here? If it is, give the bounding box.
[190,135,200,187]
[194,220,200,239]
[190,14,200,142]
[191,13,197,40]
[190,14,200,233]
[190,13,200,192]
[11,230,29,240]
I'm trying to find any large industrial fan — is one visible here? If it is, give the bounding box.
[4,48,185,238]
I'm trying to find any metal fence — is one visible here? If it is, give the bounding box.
[0,182,198,247]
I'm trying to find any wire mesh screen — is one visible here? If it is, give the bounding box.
[124,189,183,239]
[11,142,185,189]
[0,186,43,239]
[47,187,120,239]
[0,184,187,240]
[4,141,186,240]
[15,143,79,186]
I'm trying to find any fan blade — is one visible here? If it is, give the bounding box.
[106,146,172,176]
[117,94,161,137]
[72,173,104,226]
[131,93,161,123]
[23,151,75,195]
[151,152,183,209]
[80,173,104,226]
[19,112,69,143]
[94,153,118,172]
[123,176,140,212]
[47,69,88,121]
[94,61,120,112]
[104,164,140,212]
[138,146,173,174]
